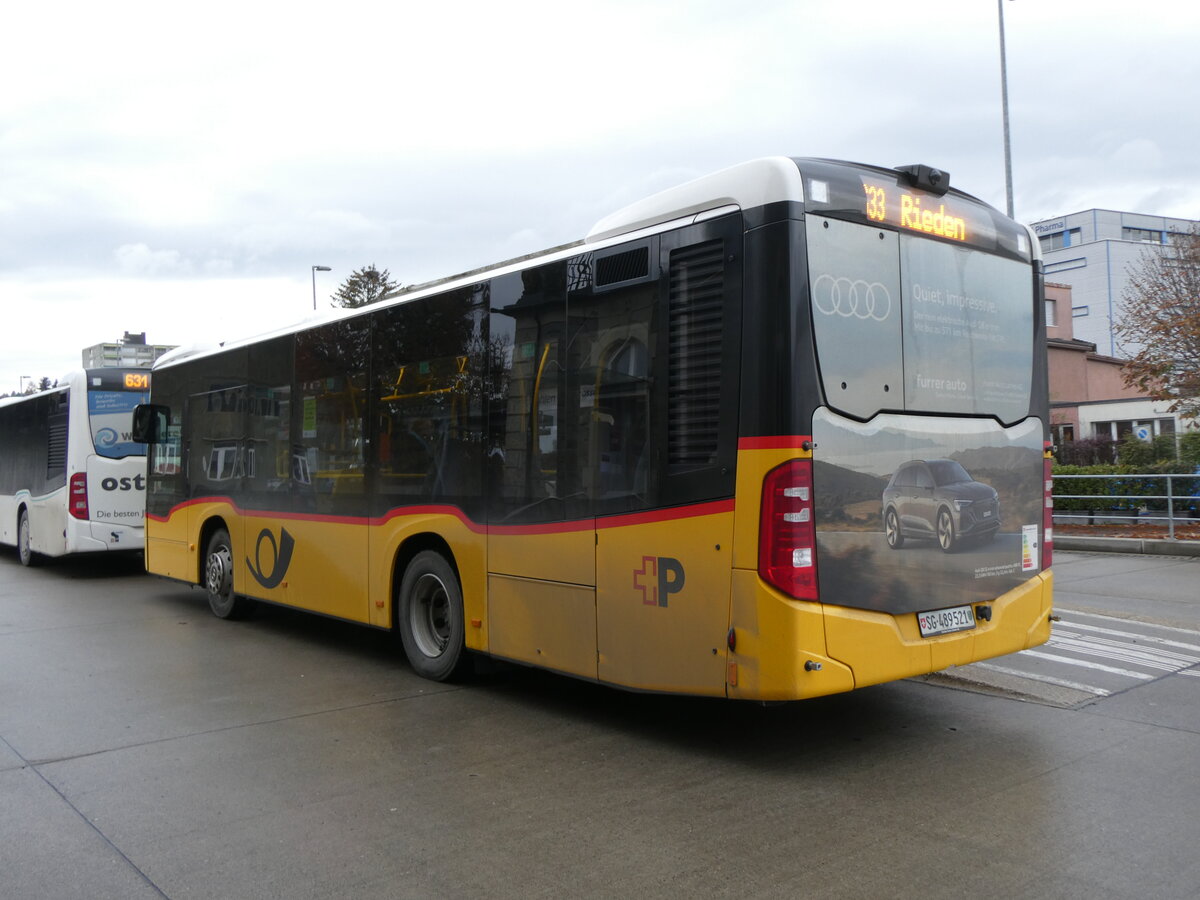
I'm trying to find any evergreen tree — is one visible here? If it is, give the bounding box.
[330,265,401,309]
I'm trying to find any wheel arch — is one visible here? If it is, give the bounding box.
[391,531,459,631]
[197,515,231,585]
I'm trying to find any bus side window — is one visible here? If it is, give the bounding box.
[372,286,485,513]
[295,320,368,515]
[567,243,659,516]
[488,265,569,524]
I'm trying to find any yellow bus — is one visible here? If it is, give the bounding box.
[134,158,1053,700]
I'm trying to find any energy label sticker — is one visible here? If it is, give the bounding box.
[1021,524,1039,572]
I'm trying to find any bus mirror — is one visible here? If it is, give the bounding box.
[132,404,169,444]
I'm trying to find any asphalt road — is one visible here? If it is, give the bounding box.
[1,549,1198,899]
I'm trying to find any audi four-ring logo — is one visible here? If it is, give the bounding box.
[813,275,892,321]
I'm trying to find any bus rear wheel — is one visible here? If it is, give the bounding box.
[204,528,253,619]
[398,550,465,681]
[17,509,37,567]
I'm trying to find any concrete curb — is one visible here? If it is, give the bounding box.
[1056,535,1200,557]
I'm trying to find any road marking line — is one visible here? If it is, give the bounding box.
[1057,608,1200,638]
[1020,649,1154,680]
[1055,620,1200,655]
[1048,635,1196,672]
[972,662,1111,696]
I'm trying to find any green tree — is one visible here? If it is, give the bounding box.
[330,265,402,309]
[1114,226,1200,419]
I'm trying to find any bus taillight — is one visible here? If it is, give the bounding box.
[1043,455,1053,568]
[69,472,89,520]
[759,459,818,601]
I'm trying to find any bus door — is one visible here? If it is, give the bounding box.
[487,267,598,679]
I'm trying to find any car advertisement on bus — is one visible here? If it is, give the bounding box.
[811,408,1044,615]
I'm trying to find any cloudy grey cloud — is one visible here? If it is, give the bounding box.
[2,0,1198,389]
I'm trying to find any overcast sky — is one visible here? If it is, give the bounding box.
[3,0,1197,392]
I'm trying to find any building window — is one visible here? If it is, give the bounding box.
[1039,228,1082,252]
[1092,417,1176,440]
[1122,227,1164,244]
[1045,299,1057,326]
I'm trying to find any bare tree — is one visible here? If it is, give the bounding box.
[330,265,402,309]
[1114,226,1200,420]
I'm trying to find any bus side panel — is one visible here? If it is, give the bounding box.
[146,506,193,582]
[486,527,596,673]
[28,490,68,557]
[595,507,734,696]
[238,513,369,623]
[488,575,597,678]
[822,571,1053,688]
[0,494,15,545]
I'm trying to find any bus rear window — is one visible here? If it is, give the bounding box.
[807,217,1034,424]
[88,389,149,458]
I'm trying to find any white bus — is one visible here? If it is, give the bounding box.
[0,369,150,565]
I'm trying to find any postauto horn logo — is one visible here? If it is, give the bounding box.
[247,527,295,589]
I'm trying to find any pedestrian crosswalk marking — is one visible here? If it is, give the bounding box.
[973,661,1112,696]
[1021,648,1155,681]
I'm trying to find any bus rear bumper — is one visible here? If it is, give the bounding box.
[726,568,1053,702]
[72,520,145,553]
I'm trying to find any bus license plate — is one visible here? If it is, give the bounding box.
[917,605,977,638]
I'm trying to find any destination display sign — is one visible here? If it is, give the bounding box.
[794,158,1030,261]
[863,179,969,242]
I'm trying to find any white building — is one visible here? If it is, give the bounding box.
[81,332,176,369]
[1029,209,1197,358]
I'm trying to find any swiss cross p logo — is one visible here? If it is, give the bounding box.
[633,556,686,607]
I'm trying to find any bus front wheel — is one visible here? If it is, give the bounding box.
[398,550,465,682]
[204,528,253,619]
[17,509,37,567]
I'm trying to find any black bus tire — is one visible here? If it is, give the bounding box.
[398,550,465,681]
[17,509,37,567]
[204,528,253,619]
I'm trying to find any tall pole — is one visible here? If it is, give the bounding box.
[311,265,331,310]
[998,0,1014,218]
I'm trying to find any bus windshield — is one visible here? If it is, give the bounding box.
[88,388,149,458]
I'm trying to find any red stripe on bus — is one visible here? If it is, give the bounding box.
[597,498,734,530]
[148,497,733,534]
[737,435,813,450]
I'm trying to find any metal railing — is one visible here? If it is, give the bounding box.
[1053,473,1200,541]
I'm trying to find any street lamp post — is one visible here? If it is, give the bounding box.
[19,375,31,394]
[998,0,1015,218]
[312,265,332,311]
